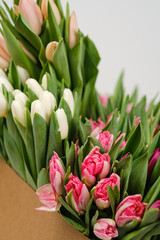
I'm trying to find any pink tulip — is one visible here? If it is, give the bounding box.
[119,153,130,161]
[41,0,61,24]
[115,194,147,227]
[135,117,141,127]
[49,152,65,196]
[106,112,114,125]
[127,103,133,113]
[75,139,80,159]
[64,174,90,214]
[94,218,118,240]
[81,146,111,188]
[68,11,78,49]
[14,0,43,35]
[0,33,11,69]
[115,133,127,150]
[147,148,160,180]
[92,173,120,210]
[36,184,61,212]
[100,95,109,107]
[97,130,114,152]
[150,201,160,219]
[90,117,105,138]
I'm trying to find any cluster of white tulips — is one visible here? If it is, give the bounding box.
[0,68,74,140]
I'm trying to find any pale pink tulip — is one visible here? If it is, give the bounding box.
[65,174,90,214]
[81,146,111,188]
[94,218,118,240]
[49,152,65,196]
[68,11,78,49]
[127,103,133,113]
[45,41,58,63]
[97,130,114,152]
[36,184,61,212]
[115,194,147,227]
[100,95,109,107]
[41,0,61,24]
[90,117,105,138]
[92,173,120,210]
[0,33,11,69]
[15,0,43,35]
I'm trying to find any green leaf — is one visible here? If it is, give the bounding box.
[107,185,120,217]
[37,168,50,189]
[78,118,91,145]
[8,60,21,90]
[128,153,148,196]
[84,36,100,67]
[64,2,70,47]
[53,38,71,88]
[24,162,37,190]
[62,166,70,197]
[85,197,94,236]
[113,72,124,110]
[104,109,118,140]
[140,223,160,240]
[66,142,75,172]
[91,210,99,228]
[118,95,129,130]
[90,137,106,154]
[109,134,124,164]
[118,220,139,239]
[45,72,58,102]
[144,175,160,207]
[140,97,150,144]
[33,113,47,174]
[150,156,160,185]
[140,208,160,227]
[46,112,62,167]
[130,87,138,104]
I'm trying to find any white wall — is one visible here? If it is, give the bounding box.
[4,0,160,101]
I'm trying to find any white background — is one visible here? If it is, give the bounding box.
[4,0,160,101]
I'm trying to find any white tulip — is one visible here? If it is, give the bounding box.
[0,69,7,79]
[63,88,74,117]
[31,100,47,124]
[39,91,56,123]
[12,90,29,106]
[17,66,30,86]
[0,93,8,117]
[0,76,14,93]
[25,78,43,98]
[41,74,47,90]
[11,100,26,127]
[55,108,68,140]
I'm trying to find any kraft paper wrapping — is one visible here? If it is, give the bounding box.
[0,158,88,240]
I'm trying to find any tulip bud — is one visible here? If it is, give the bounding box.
[25,78,43,98]
[100,95,108,107]
[12,90,29,106]
[41,0,61,24]
[36,184,61,212]
[90,118,105,138]
[41,74,47,90]
[55,108,68,140]
[150,201,160,219]
[94,219,118,240]
[68,11,78,49]
[0,33,11,70]
[45,41,58,63]
[31,100,47,124]
[39,91,56,123]
[0,76,14,93]
[17,66,30,86]
[0,69,7,79]
[11,100,26,127]
[96,130,114,153]
[0,93,8,117]
[148,148,160,180]
[65,174,90,214]
[14,0,43,35]
[63,88,74,117]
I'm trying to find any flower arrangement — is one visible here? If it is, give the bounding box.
[0,0,160,240]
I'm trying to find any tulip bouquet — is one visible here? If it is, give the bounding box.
[0,0,160,240]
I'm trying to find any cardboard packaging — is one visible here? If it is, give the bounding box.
[0,158,88,240]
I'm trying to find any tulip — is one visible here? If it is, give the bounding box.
[81,146,111,188]
[135,117,141,127]
[115,194,147,227]
[90,118,105,138]
[55,108,68,140]
[0,93,8,117]
[31,100,47,124]
[14,0,43,35]
[75,140,80,159]
[19,41,37,63]
[0,33,11,69]
[106,112,114,125]
[93,218,118,240]
[25,78,43,98]
[64,173,90,214]
[17,66,30,86]
[12,90,29,106]
[92,173,120,210]
[63,88,74,117]
[97,130,114,152]
[45,41,58,63]
[115,133,127,150]
[11,100,26,127]
[36,184,61,212]
[0,76,14,93]
[100,95,108,107]
[147,148,160,180]
[39,91,56,123]
[0,69,7,79]
[41,74,47,90]
[49,152,65,195]
[68,11,78,49]
[127,103,133,113]
[41,0,61,24]
[150,201,160,219]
